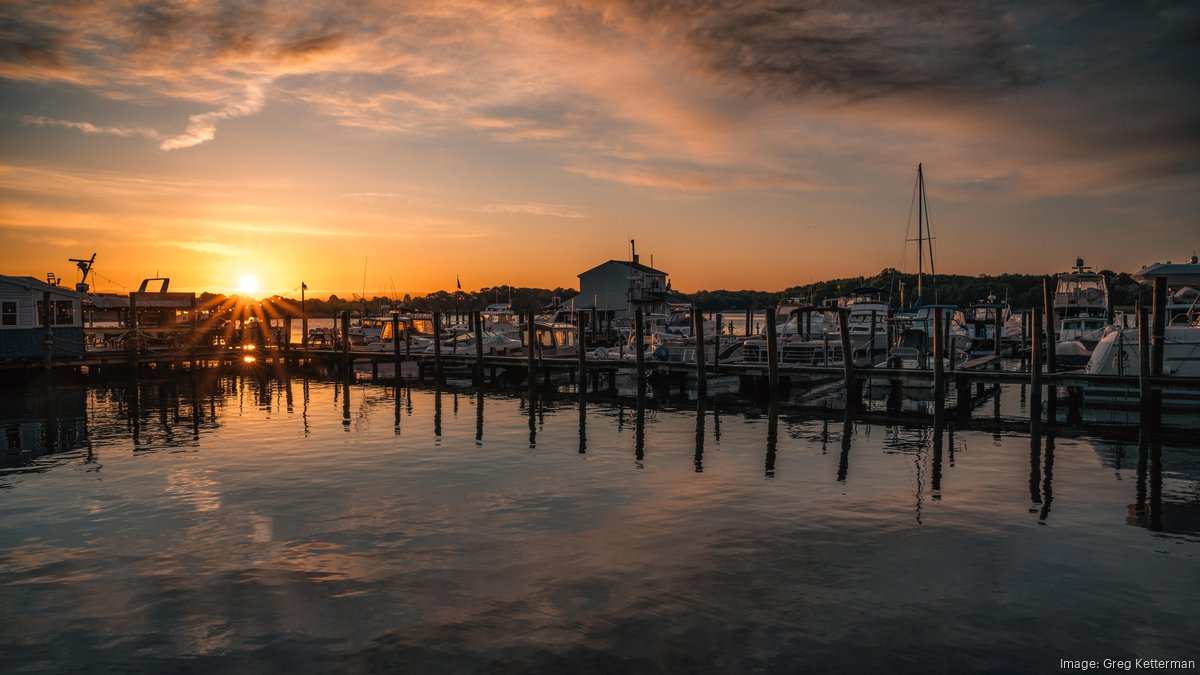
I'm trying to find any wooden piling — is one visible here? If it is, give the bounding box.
[128,292,139,367]
[42,290,52,372]
[577,311,587,393]
[1150,276,1167,427]
[694,305,707,399]
[869,309,878,363]
[932,307,945,398]
[635,308,645,394]
[341,310,350,373]
[1138,298,1150,414]
[765,308,779,396]
[474,311,484,385]
[993,303,1002,358]
[1031,310,1043,423]
[1043,277,1057,374]
[745,308,753,336]
[713,312,723,373]
[432,311,443,381]
[392,313,402,376]
[527,311,537,382]
[301,283,308,351]
[837,309,857,408]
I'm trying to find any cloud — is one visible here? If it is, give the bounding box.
[478,202,585,219]
[21,115,162,140]
[161,240,252,258]
[0,0,1196,192]
[159,81,268,150]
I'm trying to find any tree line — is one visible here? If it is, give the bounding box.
[202,270,1150,319]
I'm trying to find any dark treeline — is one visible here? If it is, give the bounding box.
[202,286,580,318]
[690,268,1147,312]
[203,270,1147,319]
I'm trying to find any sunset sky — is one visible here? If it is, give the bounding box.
[1,1,1197,297]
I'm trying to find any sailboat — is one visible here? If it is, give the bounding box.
[885,164,971,370]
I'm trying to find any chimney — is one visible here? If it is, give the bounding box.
[631,239,639,265]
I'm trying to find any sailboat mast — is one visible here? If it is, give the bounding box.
[917,163,923,306]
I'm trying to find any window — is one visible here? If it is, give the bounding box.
[35,300,75,326]
[1,302,15,326]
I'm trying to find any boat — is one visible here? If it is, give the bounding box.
[1052,258,1110,347]
[881,164,971,369]
[1082,256,1200,406]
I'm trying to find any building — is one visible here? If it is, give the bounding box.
[0,275,87,359]
[577,255,687,319]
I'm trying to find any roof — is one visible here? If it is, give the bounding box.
[1134,260,1200,286]
[0,275,89,299]
[578,259,667,277]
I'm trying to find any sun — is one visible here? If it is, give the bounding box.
[236,274,260,295]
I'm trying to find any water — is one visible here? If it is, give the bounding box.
[2,376,1197,673]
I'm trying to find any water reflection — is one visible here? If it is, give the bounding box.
[764,403,778,478]
[577,392,586,454]
[2,374,1199,673]
[836,413,851,483]
[476,389,484,446]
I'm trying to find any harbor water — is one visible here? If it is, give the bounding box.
[2,375,1197,672]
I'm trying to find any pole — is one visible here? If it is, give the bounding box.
[1031,310,1043,425]
[301,283,308,351]
[837,308,857,409]
[765,308,778,396]
[432,310,442,382]
[474,310,484,385]
[393,313,402,378]
[932,307,945,398]
[745,308,752,336]
[42,291,53,372]
[128,291,138,367]
[341,310,350,374]
[577,310,587,393]
[1138,298,1150,416]
[1150,276,1167,429]
[527,311,537,383]
[694,306,706,399]
[635,308,645,395]
[1043,277,1057,374]
[714,312,723,374]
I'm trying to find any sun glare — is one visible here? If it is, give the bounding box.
[237,274,260,295]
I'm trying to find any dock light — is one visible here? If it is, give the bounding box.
[241,344,256,351]
[242,355,257,364]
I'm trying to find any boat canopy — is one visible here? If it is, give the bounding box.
[1134,257,1200,286]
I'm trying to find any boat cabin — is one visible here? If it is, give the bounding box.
[520,321,577,355]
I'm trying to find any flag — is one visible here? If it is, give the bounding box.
[456,275,461,290]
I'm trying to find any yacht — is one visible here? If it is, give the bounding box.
[1052,258,1110,345]
[1082,256,1200,406]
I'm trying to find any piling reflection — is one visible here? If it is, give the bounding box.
[694,398,705,473]
[931,415,944,501]
[836,412,851,483]
[1040,430,1055,522]
[527,391,537,449]
[341,378,351,431]
[635,391,645,467]
[577,392,586,454]
[476,389,484,446]
[764,403,778,478]
[433,385,442,443]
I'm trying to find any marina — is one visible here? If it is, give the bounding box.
[4,2,1199,669]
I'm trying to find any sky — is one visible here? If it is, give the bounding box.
[0,0,1197,297]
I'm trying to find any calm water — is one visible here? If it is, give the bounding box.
[2,375,1197,673]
